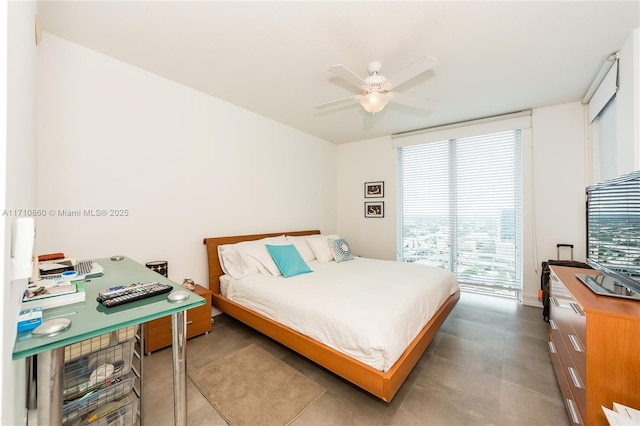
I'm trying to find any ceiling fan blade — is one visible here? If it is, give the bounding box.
[328,64,367,89]
[387,55,438,89]
[314,94,362,110]
[387,92,436,110]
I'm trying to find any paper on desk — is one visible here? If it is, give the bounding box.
[45,279,70,288]
[23,281,75,301]
[602,403,640,426]
[29,279,71,288]
[613,403,640,424]
[89,262,104,276]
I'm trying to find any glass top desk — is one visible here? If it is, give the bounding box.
[13,256,205,426]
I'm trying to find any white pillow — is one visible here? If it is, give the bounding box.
[285,235,316,262]
[307,234,339,263]
[240,236,287,276]
[245,246,282,276]
[217,245,244,279]
[219,236,287,278]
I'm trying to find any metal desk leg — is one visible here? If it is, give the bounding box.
[37,346,64,425]
[171,310,187,426]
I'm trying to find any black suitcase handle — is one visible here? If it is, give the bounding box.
[556,243,574,261]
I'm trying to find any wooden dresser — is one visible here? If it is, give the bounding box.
[549,266,640,425]
[144,284,212,354]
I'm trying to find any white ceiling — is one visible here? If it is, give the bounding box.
[36,1,639,144]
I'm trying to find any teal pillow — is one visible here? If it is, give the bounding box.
[265,244,313,278]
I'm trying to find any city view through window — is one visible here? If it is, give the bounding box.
[399,131,522,297]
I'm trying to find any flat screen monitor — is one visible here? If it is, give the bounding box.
[585,170,640,298]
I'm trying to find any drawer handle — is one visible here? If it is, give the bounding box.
[570,302,585,316]
[550,297,559,306]
[568,334,583,352]
[170,321,194,330]
[568,366,584,389]
[548,341,556,354]
[549,319,558,330]
[566,398,581,424]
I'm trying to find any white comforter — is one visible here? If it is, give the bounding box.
[221,257,458,372]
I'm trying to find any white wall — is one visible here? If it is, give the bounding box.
[3,1,38,425]
[530,103,587,273]
[336,102,586,307]
[335,136,397,260]
[36,33,337,288]
[1,1,7,422]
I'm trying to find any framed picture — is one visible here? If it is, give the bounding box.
[364,181,384,198]
[365,201,384,218]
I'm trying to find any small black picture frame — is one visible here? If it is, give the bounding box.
[365,201,384,218]
[364,181,384,198]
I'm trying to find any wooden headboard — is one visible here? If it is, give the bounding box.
[203,230,321,294]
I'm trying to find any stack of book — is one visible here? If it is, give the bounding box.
[38,258,104,280]
[22,279,86,310]
[22,253,103,310]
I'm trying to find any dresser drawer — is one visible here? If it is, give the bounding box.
[550,304,586,372]
[146,314,171,329]
[549,331,584,424]
[548,265,640,426]
[186,302,211,323]
[554,328,586,413]
[144,285,212,354]
[185,315,212,338]
[145,316,211,347]
[146,301,211,329]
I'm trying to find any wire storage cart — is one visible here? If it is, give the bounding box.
[14,257,205,426]
[61,325,142,426]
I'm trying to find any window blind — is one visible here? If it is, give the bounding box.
[398,130,523,294]
[586,171,640,280]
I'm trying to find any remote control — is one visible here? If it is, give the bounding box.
[97,282,173,307]
[98,281,160,299]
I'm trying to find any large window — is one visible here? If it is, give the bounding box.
[398,130,523,297]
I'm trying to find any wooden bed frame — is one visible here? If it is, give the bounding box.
[203,230,460,402]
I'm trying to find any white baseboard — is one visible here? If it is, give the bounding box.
[522,294,543,308]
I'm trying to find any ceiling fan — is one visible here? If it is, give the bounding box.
[315,55,438,114]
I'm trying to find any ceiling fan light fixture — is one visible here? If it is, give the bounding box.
[360,91,389,113]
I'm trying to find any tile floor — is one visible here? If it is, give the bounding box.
[142,292,570,425]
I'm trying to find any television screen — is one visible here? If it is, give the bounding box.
[585,170,640,294]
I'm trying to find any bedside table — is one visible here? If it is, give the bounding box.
[144,284,212,354]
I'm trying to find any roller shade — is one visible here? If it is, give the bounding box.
[392,110,531,149]
[587,58,618,123]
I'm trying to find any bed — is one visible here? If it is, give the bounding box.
[203,230,460,402]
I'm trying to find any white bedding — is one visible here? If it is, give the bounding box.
[220,257,458,372]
